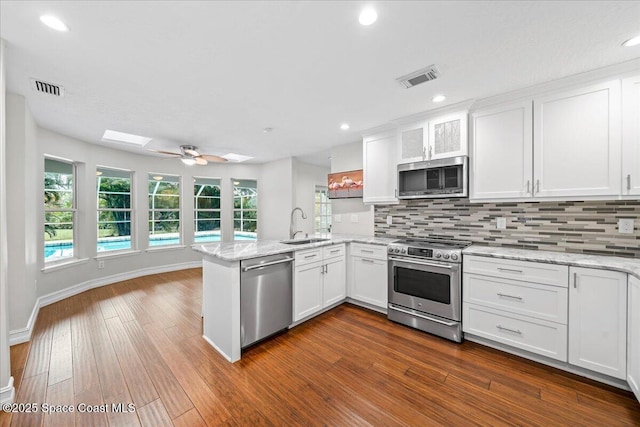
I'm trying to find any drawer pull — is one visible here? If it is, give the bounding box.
[330,249,341,254]
[497,293,523,301]
[361,259,375,264]
[497,267,523,274]
[304,254,317,259]
[497,325,522,335]
[360,249,374,254]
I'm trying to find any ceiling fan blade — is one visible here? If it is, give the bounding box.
[183,148,200,157]
[195,157,208,166]
[147,149,182,156]
[200,154,228,162]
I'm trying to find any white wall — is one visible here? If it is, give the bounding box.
[0,39,15,404]
[330,141,374,236]
[259,157,294,240]
[293,159,330,236]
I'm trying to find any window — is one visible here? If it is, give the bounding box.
[97,167,132,253]
[148,174,181,246]
[194,177,221,243]
[44,158,76,262]
[315,186,332,233]
[233,179,257,240]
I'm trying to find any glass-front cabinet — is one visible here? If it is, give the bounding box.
[398,111,468,164]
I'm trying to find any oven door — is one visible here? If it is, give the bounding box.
[388,256,461,321]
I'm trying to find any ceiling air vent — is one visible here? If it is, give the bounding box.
[30,78,64,97]
[396,65,440,89]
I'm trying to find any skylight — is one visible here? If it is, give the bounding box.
[102,130,152,147]
[222,153,254,162]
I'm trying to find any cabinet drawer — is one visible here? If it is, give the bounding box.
[323,244,345,260]
[464,255,568,287]
[295,248,322,266]
[463,303,567,361]
[463,273,568,324]
[350,243,387,261]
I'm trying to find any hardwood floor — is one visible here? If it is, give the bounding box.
[2,268,639,426]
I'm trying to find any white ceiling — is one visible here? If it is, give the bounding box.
[1,1,639,165]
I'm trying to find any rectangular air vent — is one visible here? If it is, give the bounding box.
[396,65,440,89]
[30,79,64,97]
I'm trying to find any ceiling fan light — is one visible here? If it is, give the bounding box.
[181,158,197,166]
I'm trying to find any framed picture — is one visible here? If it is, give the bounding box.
[328,169,363,199]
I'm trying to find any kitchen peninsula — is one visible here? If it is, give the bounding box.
[193,234,396,362]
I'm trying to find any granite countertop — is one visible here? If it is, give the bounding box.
[193,233,398,262]
[464,245,640,280]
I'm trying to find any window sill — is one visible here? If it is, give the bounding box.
[41,258,90,273]
[94,250,141,260]
[145,245,186,253]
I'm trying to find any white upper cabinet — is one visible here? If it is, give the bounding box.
[363,129,398,205]
[397,112,468,164]
[533,80,621,198]
[470,100,533,200]
[622,75,640,196]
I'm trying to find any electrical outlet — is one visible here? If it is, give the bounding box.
[619,218,634,234]
[350,214,358,223]
[496,217,507,230]
[386,215,392,225]
[98,260,105,269]
[334,214,341,223]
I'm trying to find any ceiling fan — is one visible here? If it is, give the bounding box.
[147,145,227,166]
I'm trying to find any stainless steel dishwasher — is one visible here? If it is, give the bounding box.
[240,253,293,348]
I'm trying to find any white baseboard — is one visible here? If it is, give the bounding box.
[9,261,202,345]
[0,376,14,404]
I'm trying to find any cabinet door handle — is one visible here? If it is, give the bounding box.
[573,272,577,288]
[497,325,522,335]
[325,264,329,274]
[497,293,523,301]
[429,146,433,160]
[535,179,540,194]
[627,174,632,191]
[497,267,523,274]
[422,146,427,160]
[526,180,530,194]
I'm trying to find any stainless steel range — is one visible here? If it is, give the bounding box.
[387,237,471,342]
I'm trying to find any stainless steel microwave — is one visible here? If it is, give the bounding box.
[397,156,468,199]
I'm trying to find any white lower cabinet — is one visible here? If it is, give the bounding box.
[569,267,628,380]
[628,275,640,401]
[293,244,346,322]
[349,243,388,309]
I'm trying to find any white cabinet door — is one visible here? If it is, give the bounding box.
[351,256,387,309]
[428,111,468,160]
[622,75,640,196]
[398,121,428,164]
[533,80,621,198]
[323,257,346,307]
[363,130,399,204]
[293,262,323,322]
[569,267,627,379]
[470,100,533,200]
[628,275,640,402]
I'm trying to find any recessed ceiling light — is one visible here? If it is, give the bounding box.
[359,8,377,26]
[181,158,196,166]
[432,94,446,103]
[96,171,103,176]
[102,130,152,147]
[40,15,69,32]
[622,34,640,47]
[263,127,273,133]
[152,176,163,181]
[222,153,254,162]
[340,123,350,130]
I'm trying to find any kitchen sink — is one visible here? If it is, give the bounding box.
[279,238,330,245]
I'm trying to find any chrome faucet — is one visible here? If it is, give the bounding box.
[289,207,307,239]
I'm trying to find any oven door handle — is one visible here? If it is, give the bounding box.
[388,257,454,270]
[388,304,458,327]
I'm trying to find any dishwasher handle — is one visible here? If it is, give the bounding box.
[242,257,294,272]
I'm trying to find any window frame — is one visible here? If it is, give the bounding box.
[193,177,222,243]
[44,156,77,265]
[148,173,182,247]
[314,185,332,233]
[232,179,258,241]
[96,166,134,254]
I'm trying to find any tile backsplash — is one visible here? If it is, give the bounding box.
[374,199,640,258]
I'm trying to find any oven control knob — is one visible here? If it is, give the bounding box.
[435,252,442,258]
[394,248,400,253]
[451,253,459,261]
[443,253,450,259]
[388,247,393,253]
[401,248,406,254]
